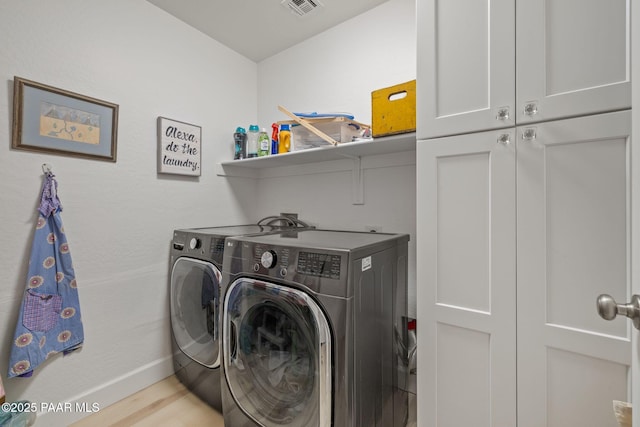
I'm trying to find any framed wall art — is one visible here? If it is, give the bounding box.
[157,117,201,176]
[12,76,118,162]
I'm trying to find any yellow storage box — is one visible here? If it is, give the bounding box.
[371,80,416,137]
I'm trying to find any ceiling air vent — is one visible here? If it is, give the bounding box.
[281,0,323,17]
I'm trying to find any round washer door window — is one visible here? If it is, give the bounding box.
[223,278,331,427]
[170,257,220,368]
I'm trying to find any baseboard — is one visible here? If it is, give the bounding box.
[36,355,174,427]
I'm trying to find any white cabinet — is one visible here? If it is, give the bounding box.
[417,0,515,139]
[516,0,630,125]
[416,127,517,426]
[417,0,631,140]
[516,111,631,427]
[417,111,632,427]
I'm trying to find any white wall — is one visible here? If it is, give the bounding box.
[0,1,258,425]
[258,0,416,126]
[256,0,418,316]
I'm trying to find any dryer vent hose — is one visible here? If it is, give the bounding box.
[257,215,313,229]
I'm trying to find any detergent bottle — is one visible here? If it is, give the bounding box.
[271,123,279,155]
[233,127,247,160]
[247,124,259,158]
[258,128,270,157]
[278,124,291,154]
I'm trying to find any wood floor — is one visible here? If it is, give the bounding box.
[70,375,224,427]
[71,375,417,427]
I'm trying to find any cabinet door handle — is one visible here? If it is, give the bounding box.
[522,128,536,141]
[496,107,510,121]
[497,134,511,145]
[523,102,538,116]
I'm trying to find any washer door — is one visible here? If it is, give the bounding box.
[170,257,221,368]
[223,278,331,427]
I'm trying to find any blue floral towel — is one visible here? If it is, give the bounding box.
[8,173,84,378]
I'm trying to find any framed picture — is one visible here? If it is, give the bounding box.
[12,76,118,162]
[157,117,201,176]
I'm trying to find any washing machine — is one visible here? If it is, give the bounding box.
[169,219,307,411]
[220,229,409,427]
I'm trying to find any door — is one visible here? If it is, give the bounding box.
[222,278,332,427]
[517,111,632,427]
[516,0,631,125]
[416,128,517,426]
[170,257,221,368]
[417,0,515,139]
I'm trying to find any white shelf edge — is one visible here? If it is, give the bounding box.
[216,132,416,173]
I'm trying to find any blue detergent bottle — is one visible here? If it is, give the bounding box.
[233,127,247,160]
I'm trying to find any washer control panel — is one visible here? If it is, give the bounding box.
[250,244,342,281]
[260,250,277,269]
[253,245,290,277]
[297,252,341,279]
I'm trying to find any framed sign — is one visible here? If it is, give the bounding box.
[12,76,118,162]
[157,117,201,176]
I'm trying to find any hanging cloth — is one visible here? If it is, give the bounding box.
[8,172,84,378]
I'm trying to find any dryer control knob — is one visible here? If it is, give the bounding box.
[261,250,277,269]
[189,237,201,250]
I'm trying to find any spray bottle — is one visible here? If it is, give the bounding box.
[271,123,279,155]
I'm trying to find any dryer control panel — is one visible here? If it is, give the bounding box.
[171,231,227,265]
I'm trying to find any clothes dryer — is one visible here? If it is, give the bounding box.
[170,220,299,411]
[220,229,409,426]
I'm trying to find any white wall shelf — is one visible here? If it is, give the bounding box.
[215,132,416,205]
[217,132,415,171]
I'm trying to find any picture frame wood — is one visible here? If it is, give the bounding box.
[12,76,118,162]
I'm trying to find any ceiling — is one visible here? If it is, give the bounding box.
[147,0,389,62]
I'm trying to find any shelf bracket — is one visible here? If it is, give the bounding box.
[351,156,364,205]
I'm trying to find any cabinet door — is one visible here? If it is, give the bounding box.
[517,111,632,427]
[516,0,631,124]
[416,130,516,427]
[417,0,515,139]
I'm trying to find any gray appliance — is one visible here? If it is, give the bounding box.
[220,229,409,426]
[170,221,297,411]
